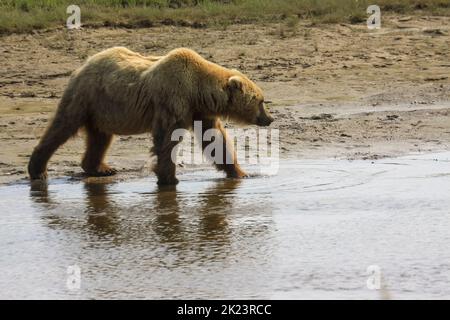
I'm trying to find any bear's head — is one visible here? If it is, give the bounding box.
[225,73,274,127]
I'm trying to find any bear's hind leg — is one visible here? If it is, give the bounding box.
[28,115,82,180]
[81,127,116,177]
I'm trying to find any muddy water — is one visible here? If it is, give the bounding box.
[1,152,450,299]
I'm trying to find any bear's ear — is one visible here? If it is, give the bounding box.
[227,76,243,92]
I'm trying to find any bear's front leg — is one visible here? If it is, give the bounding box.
[195,116,248,179]
[152,129,180,185]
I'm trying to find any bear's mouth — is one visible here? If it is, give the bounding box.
[256,114,274,127]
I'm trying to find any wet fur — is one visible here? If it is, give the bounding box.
[28,47,270,184]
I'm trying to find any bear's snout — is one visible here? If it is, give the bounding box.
[256,113,274,127]
[255,103,274,127]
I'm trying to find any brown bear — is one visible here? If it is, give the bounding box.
[28,47,274,185]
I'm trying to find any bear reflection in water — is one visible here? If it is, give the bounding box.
[29,178,274,265]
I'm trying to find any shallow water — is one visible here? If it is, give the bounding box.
[1,152,450,299]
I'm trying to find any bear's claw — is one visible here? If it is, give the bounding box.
[226,170,249,179]
[85,164,117,177]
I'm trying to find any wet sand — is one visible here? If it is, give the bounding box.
[1,152,450,299]
[0,14,450,183]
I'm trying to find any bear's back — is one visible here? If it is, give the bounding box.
[82,47,161,77]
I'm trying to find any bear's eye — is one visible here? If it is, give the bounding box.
[248,96,257,105]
